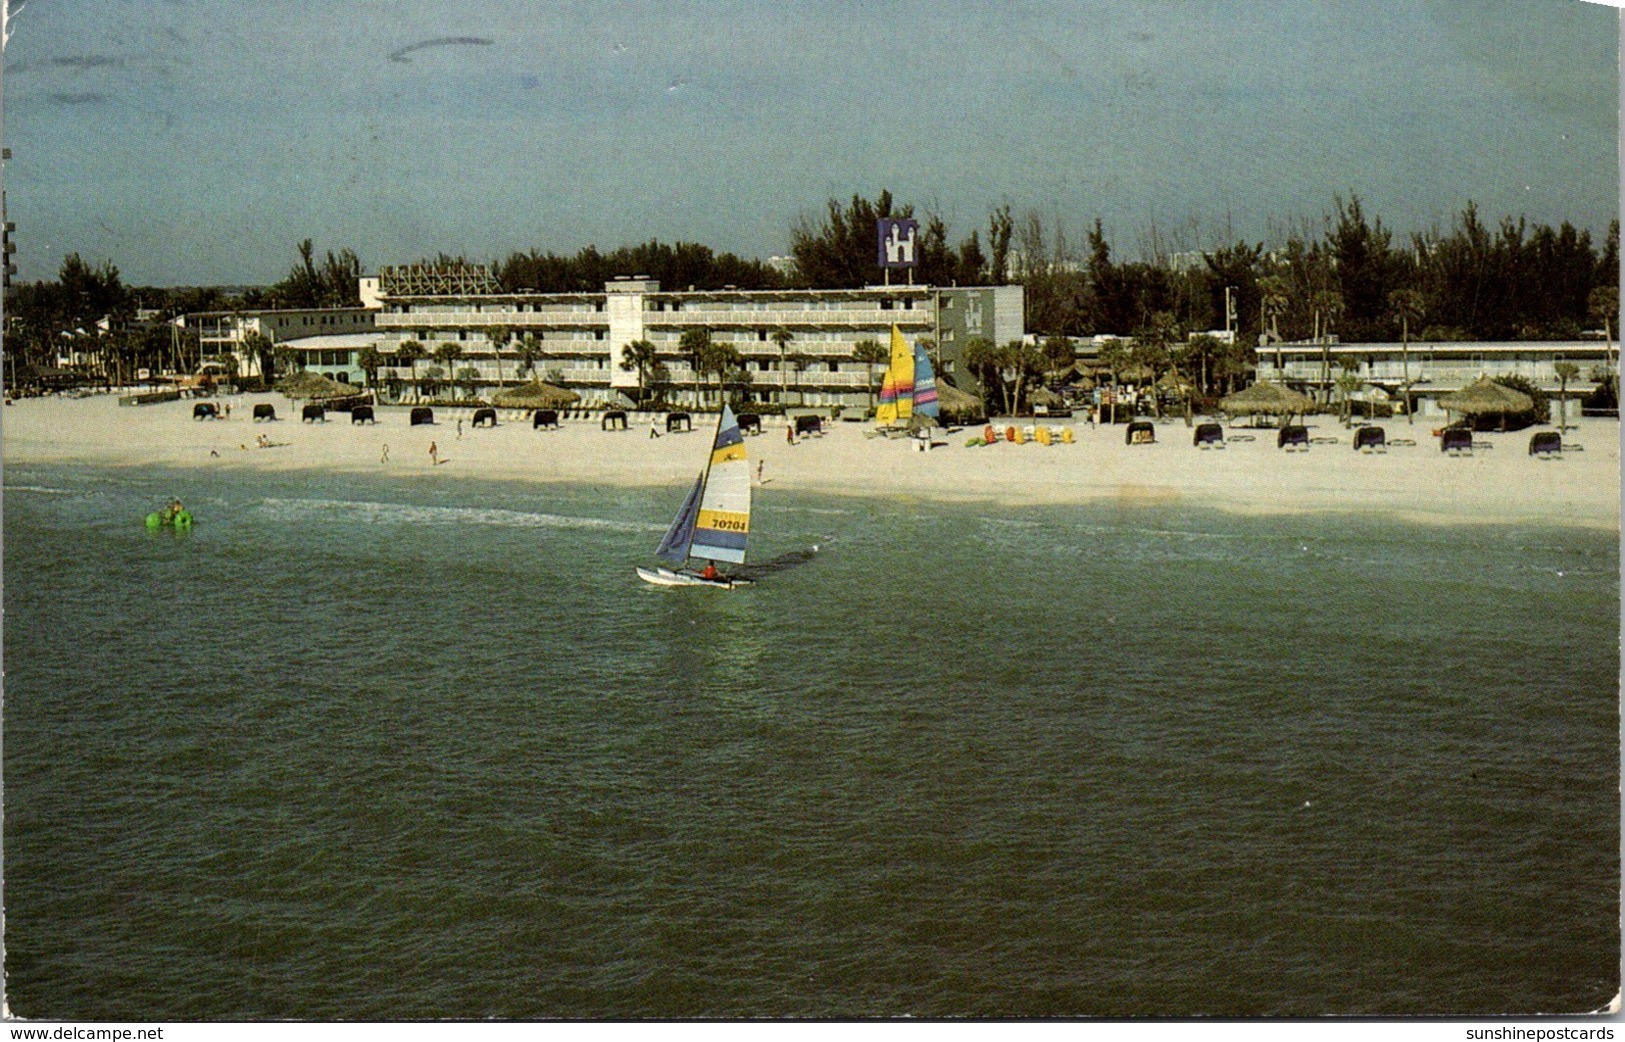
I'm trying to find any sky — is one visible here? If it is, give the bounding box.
[1,0,1618,287]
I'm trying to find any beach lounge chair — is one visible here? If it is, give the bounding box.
[302,404,325,423]
[533,409,559,429]
[193,402,217,420]
[1194,422,1225,448]
[1126,420,1155,445]
[252,403,275,422]
[666,412,693,433]
[1278,425,1309,451]
[351,404,375,424]
[410,406,434,426]
[1440,427,1473,455]
[1528,431,1562,457]
[472,407,497,428]
[1352,426,1387,452]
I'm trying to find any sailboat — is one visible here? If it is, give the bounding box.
[636,404,753,588]
[874,325,939,434]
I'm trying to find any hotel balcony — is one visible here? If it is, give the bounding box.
[642,307,932,328]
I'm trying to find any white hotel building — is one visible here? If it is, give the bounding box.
[1255,338,1615,414]
[364,274,1024,409]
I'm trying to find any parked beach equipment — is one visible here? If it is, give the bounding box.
[1440,427,1474,455]
[410,407,435,426]
[1352,426,1387,452]
[1528,431,1562,457]
[1194,423,1225,448]
[302,404,326,423]
[1278,425,1310,450]
[1126,420,1155,445]
[666,412,693,433]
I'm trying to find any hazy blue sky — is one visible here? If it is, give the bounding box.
[2,0,1618,286]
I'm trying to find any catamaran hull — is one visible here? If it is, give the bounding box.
[635,566,750,589]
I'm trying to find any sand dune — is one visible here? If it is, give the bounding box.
[3,391,1618,529]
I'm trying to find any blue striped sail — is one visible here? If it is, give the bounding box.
[655,474,703,565]
[912,341,939,418]
[689,405,751,564]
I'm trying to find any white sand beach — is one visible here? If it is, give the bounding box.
[3,391,1618,529]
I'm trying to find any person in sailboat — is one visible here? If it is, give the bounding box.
[700,562,720,581]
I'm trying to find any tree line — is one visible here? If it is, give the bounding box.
[4,191,1618,386]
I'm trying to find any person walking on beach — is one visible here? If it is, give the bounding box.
[649,419,662,439]
[429,440,439,465]
[381,444,390,464]
[786,423,795,445]
[457,418,464,439]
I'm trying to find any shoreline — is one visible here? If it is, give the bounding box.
[3,392,1619,531]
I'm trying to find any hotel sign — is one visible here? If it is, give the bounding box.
[877,218,919,269]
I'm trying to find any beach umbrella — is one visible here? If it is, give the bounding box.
[934,379,985,420]
[1219,381,1315,417]
[491,380,581,409]
[1435,376,1533,418]
[276,370,357,400]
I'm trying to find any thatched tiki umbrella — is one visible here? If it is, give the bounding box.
[1219,381,1315,425]
[491,380,581,411]
[276,370,360,401]
[933,379,985,422]
[1435,376,1533,430]
[1028,386,1066,414]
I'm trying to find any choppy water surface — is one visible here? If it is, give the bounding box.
[4,464,1617,1018]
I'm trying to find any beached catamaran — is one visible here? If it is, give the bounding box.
[637,404,753,588]
[875,325,939,428]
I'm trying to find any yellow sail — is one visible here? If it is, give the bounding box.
[874,326,914,424]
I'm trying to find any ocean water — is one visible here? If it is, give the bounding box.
[3,463,1617,1019]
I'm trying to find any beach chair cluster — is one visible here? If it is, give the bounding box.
[967,423,1075,447]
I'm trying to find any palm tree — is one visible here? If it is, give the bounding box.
[960,336,1000,415]
[241,330,275,386]
[679,328,712,408]
[485,324,513,393]
[786,351,815,407]
[770,327,794,405]
[1388,288,1426,424]
[620,339,659,405]
[515,333,541,380]
[433,344,463,400]
[1589,285,1619,371]
[1335,357,1363,426]
[356,345,383,391]
[852,338,889,414]
[1098,337,1134,422]
[1554,360,1580,432]
[395,339,424,402]
[1258,274,1290,376]
[1311,288,1345,404]
[703,342,743,410]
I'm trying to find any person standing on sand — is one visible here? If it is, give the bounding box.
[786,423,795,445]
[381,444,390,463]
[429,440,439,465]
[457,418,463,439]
